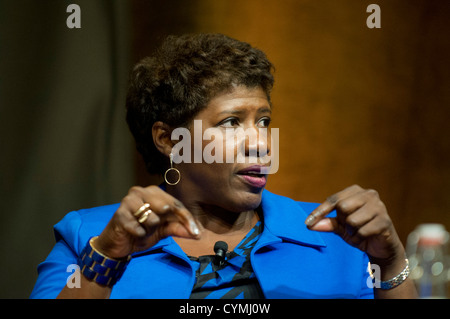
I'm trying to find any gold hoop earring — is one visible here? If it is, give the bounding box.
[164,153,181,185]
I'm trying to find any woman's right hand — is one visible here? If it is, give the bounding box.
[93,185,201,259]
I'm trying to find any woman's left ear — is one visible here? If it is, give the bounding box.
[152,121,174,157]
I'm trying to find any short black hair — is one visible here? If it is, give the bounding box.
[125,33,274,174]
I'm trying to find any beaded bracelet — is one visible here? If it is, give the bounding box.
[78,236,131,287]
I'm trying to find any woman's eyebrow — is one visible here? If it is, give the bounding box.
[217,109,245,116]
[217,107,272,116]
[257,107,272,115]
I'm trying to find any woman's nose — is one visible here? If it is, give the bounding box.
[244,126,271,159]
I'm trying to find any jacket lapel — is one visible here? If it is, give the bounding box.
[259,189,326,248]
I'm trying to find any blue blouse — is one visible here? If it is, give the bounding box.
[189,221,264,299]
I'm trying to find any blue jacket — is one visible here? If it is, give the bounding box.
[30,190,374,299]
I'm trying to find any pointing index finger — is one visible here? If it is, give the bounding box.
[305,194,339,227]
[168,199,201,238]
[304,185,365,227]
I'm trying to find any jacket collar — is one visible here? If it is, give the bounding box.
[259,189,326,248]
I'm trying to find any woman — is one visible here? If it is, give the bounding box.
[30,33,417,299]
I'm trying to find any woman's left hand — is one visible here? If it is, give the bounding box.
[304,184,405,264]
[305,185,418,298]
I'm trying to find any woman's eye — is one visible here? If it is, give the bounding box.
[257,117,271,128]
[219,117,240,127]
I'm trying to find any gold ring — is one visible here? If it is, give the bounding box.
[138,209,152,224]
[134,203,150,218]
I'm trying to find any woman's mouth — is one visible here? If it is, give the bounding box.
[236,165,268,188]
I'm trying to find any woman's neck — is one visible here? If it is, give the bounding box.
[190,203,258,235]
[166,185,258,236]
[172,203,260,257]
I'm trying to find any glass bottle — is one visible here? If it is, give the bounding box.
[406,223,449,298]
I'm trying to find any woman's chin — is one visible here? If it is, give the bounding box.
[229,189,264,212]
